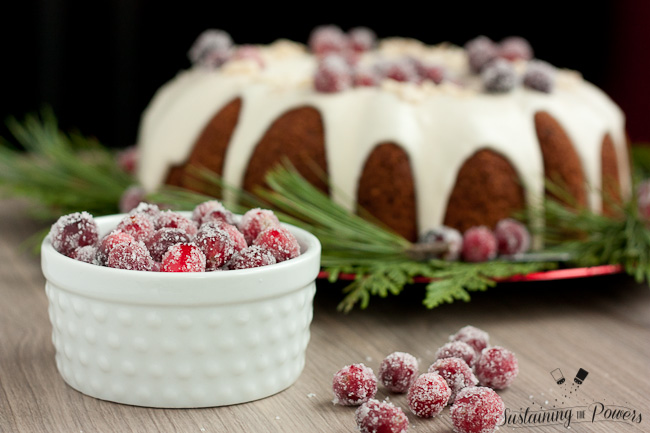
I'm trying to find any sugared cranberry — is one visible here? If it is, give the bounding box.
[428,357,478,403]
[499,36,533,61]
[474,346,519,390]
[355,399,409,433]
[95,230,135,266]
[332,363,378,406]
[129,202,162,222]
[348,27,376,53]
[71,245,97,264]
[378,351,419,393]
[523,59,556,93]
[450,386,505,433]
[450,325,490,353]
[231,45,265,68]
[194,222,236,270]
[116,146,138,174]
[227,245,276,270]
[378,59,419,83]
[50,212,99,258]
[192,200,235,226]
[238,208,281,244]
[419,226,463,261]
[494,218,531,256]
[462,227,497,262]
[482,58,517,93]
[106,240,154,271]
[161,243,206,272]
[435,340,479,367]
[465,36,499,73]
[119,186,146,213]
[117,213,155,242]
[407,372,451,418]
[155,210,198,236]
[216,221,247,252]
[314,54,353,93]
[308,25,349,56]
[411,59,445,84]
[188,29,233,68]
[253,226,300,262]
[146,227,192,262]
[353,66,380,87]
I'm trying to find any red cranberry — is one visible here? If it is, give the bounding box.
[465,35,499,73]
[70,245,97,264]
[232,45,265,68]
[253,226,300,262]
[450,325,490,353]
[106,240,154,271]
[419,226,463,261]
[116,146,138,174]
[117,213,155,242]
[95,230,135,266]
[435,340,478,367]
[428,357,478,403]
[474,346,519,390]
[308,25,349,56]
[523,59,556,93]
[407,372,451,418]
[498,36,533,61]
[332,363,377,406]
[188,29,233,68]
[155,210,198,236]
[377,59,419,83]
[238,208,281,244]
[494,218,531,256]
[482,58,517,93]
[450,386,505,433]
[146,227,192,262]
[214,221,247,252]
[194,222,236,270]
[314,54,353,93]
[227,245,276,270]
[161,243,206,272]
[192,200,235,226]
[50,211,99,258]
[129,202,161,222]
[355,399,409,433]
[348,27,376,53]
[462,227,497,262]
[378,351,419,393]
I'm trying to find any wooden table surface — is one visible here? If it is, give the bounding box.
[1,198,649,433]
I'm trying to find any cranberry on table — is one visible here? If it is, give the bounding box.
[50,211,99,258]
[435,340,479,367]
[474,346,519,390]
[428,357,478,403]
[450,325,491,353]
[332,363,377,406]
[355,398,409,433]
[407,372,451,418]
[450,386,505,433]
[378,351,419,393]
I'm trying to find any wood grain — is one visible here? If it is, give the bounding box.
[0,199,648,432]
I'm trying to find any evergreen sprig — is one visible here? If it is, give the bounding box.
[0,108,134,219]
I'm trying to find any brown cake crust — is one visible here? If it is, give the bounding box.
[243,106,329,195]
[443,149,525,233]
[357,142,417,241]
[600,133,622,216]
[534,111,587,208]
[165,98,242,195]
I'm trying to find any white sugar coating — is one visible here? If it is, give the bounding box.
[71,245,98,264]
[475,346,519,390]
[117,213,155,242]
[192,200,232,225]
[435,340,479,367]
[253,226,300,262]
[450,325,490,353]
[129,202,162,221]
[407,372,451,418]
[238,208,280,244]
[378,351,419,393]
[227,245,276,270]
[331,363,377,406]
[428,357,478,403]
[155,210,198,236]
[50,211,99,257]
[147,227,192,262]
[194,222,236,269]
[106,240,154,271]
[355,398,409,433]
[450,386,505,433]
[161,243,206,272]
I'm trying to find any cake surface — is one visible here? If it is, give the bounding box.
[136,28,630,241]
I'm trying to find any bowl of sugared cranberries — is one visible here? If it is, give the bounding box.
[40,201,321,408]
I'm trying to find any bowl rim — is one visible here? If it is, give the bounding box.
[41,212,321,305]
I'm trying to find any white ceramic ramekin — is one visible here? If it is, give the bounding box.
[41,213,321,408]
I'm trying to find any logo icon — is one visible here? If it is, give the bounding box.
[574,368,589,385]
[550,368,565,385]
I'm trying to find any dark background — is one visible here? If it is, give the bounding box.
[2,1,649,150]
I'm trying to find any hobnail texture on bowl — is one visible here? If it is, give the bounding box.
[41,213,321,408]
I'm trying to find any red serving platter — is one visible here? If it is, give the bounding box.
[317,264,624,283]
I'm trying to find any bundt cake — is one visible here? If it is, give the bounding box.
[136,26,630,242]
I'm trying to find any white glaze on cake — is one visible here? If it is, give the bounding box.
[136,38,630,235]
